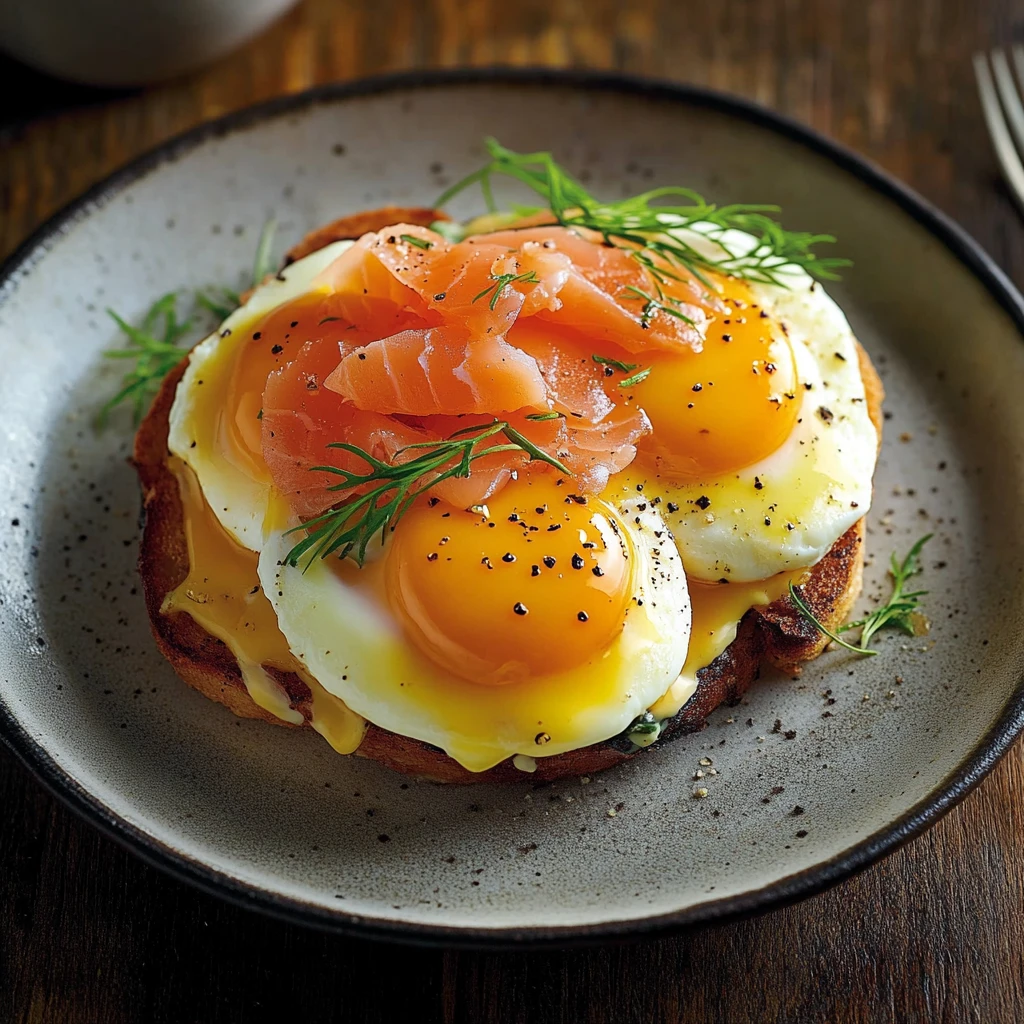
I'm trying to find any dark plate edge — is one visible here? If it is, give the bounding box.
[1,66,1023,949]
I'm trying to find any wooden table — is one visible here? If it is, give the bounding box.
[2,1,1023,1020]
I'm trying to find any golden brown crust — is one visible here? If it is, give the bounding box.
[132,212,884,784]
[282,206,446,265]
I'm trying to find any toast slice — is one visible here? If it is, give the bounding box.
[132,208,883,784]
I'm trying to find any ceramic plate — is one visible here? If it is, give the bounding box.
[2,71,1024,947]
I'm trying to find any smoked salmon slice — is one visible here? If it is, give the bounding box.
[261,339,420,519]
[474,225,714,353]
[260,217,711,520]
[322,326,548,417]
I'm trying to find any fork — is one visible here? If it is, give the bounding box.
[975,48,1024,212]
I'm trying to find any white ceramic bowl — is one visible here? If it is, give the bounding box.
[0,0,301,86]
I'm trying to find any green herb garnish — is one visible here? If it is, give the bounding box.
[285,420,570,568]
[621,284,697,328]
[195,288,240,321]
[399,233,434,250]
[789,534,932,656]
[592,354,639,373]
[590,353,649,387]
[98,294,194,425]
[618,368,651,388]
[524,411,564,421]
[437,138,848,287]
[625,711,662,748]
[102,219,278,425]
[429,219,464,243]
[251,218,278,285]
[472,269,540,310]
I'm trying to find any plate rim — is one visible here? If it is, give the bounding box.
[2,66,1024,949]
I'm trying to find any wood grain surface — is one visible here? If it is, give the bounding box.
[3,1,1024,1020]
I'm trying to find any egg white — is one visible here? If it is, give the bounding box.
[258,495,691,772]
[165,219,875,761]
[609,224,877,583]
[167,240,354,551]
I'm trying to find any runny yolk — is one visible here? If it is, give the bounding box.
[163,458,366,753]
[631,275,800,479]
[385,475,634,686]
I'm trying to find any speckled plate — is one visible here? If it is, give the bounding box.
[2,70,1024,947]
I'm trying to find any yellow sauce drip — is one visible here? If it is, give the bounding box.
[165,454,808,749]
[301,669,369,755]
[649,568,807,720]
[162,458,365,753]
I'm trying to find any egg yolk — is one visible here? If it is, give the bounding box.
[385,475,634,686]
[632,276,801,479]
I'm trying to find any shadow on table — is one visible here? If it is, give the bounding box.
[0,53,135,140]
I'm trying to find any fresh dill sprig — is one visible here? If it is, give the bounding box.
[399,233,434,250]
[472,269,539,310]
[429,219,464,243]
[620,284,697,328]
[436,138,849,287]
[102,219,278,425]
[789,534,932,656]
[592,354,639,373]
[284,420,570,568]
[195,288,240,321]
[251,218,278,285]
[619,367,651,388]
[589,352,649,387]
[98,294,195,425]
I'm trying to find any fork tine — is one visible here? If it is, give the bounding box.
[991,50,1024,162]
[975,51,1024,213]
[1011,43,1024,90]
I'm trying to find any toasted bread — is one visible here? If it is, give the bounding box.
[132,208,883,784]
